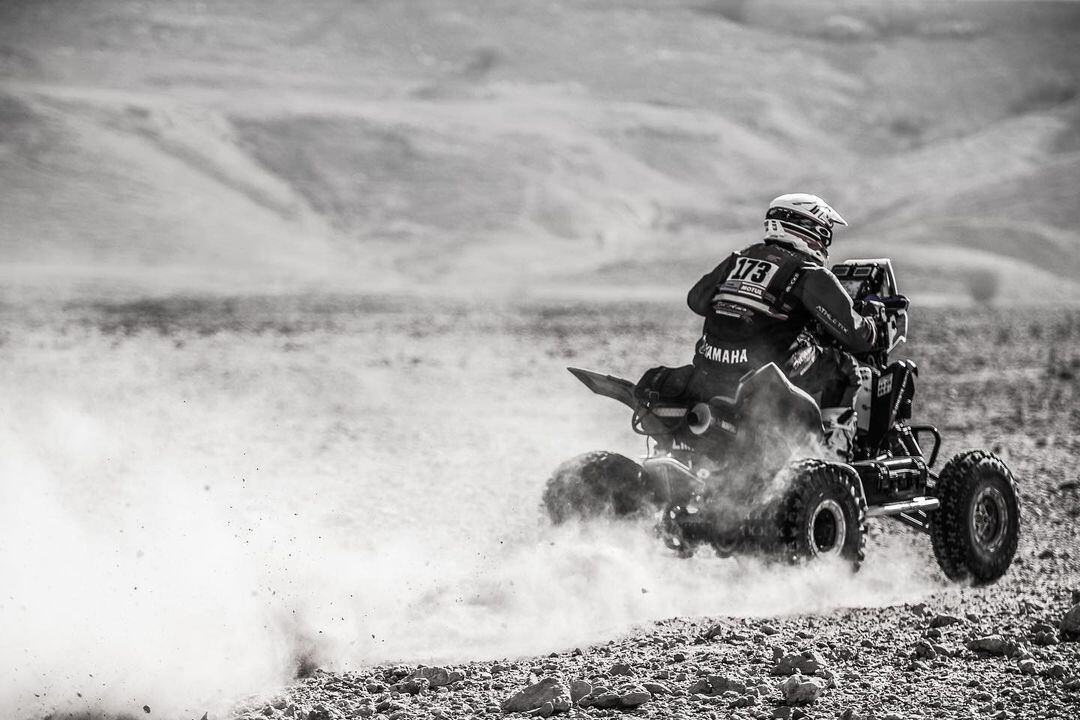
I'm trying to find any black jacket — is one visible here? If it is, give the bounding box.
[687,242,875,365]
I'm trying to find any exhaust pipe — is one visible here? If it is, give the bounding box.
[688,402,712,435]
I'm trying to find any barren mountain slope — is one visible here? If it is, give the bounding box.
[1,0,1078,300]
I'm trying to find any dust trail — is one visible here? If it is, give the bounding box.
[0,323,937,719]
[0,459,933,719]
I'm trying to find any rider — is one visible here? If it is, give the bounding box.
[686,193,880,459]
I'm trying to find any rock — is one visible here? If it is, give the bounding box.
[501,678,572,714]
[619,689,652,708]
[1048,664,1068,678]
[409,666,453,688]
[761,624,779,635]
[779,674,825,705]
[913,640,936,659]
[707,675,746,694]
[528,702,553,718]
[688,677,712,695]
[771,707,793,720]
[1034,630,1059,646]
[581,687,652,710]
[835,645,858,661]
[569,680,592,703]
[610,662,633,676]
[642,681,670,695]
[1018,659,1037,675]
[929,614,963,628]
[1060,604,1080,639]
[772,651,825,676]
[671,652,687,662]
[840,710,865,720]
[590,691,623,709]
[391,677,429,695]
[967,635,1020,657]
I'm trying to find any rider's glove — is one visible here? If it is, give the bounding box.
[857,299,886,320]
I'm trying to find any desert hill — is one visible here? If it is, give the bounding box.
[1,0,1078,303]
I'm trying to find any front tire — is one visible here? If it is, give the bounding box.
[542,451,651,524]
[775,459,866,569]
[930,450,1020,584]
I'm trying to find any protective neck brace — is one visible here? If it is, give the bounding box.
[763,221,827,265]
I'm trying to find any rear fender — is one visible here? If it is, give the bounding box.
[568,367,637,409]
[727,362,824,439]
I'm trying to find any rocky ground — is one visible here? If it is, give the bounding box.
[219,302,1080,720]
[238,585,1080,720]
[9,297,1077,720]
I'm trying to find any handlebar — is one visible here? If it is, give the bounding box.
[864,294,910,311]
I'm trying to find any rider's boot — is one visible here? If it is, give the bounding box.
[821,407,857,462]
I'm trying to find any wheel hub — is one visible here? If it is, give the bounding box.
[970,485,1008,553]
[809,499,847,556]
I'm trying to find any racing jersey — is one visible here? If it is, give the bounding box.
[687,242,876,368]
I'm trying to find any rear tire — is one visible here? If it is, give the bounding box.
[930,450,1020,584]
[542,451,651,524]
[775,459,866,570]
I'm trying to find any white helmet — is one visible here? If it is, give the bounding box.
[762,193,847,264]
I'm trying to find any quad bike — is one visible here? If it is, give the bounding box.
[544,259,1020,583]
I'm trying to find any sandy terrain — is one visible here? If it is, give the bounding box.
[1,296,1077,719]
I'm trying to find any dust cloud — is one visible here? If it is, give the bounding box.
[0,322,936,719]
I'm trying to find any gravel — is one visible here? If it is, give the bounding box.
[224,307,1080,720]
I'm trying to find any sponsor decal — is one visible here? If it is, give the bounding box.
[699,336,749,365]
[877,375,893,397]
[815,305,847,336]
[710,298,747,319]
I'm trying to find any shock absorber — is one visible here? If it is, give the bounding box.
[894,423,924,458]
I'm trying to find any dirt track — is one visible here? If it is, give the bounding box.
[3,296,1078,719]
[206,299,1080,720]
